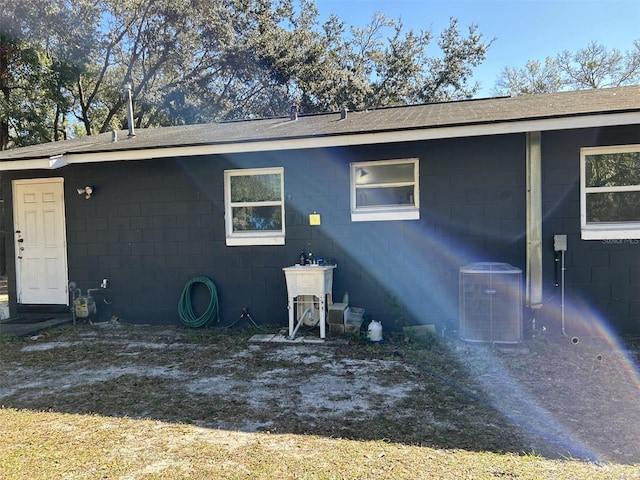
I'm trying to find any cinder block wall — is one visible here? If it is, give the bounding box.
[540,125,640,334]
[2,134,527,331]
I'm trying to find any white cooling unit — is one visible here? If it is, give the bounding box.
[459,262,522,344]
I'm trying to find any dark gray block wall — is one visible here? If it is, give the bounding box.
[5,125,640,334]
[540,125,640,334]
[2,134,525,331]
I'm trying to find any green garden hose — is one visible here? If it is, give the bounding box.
[178,276,219,327]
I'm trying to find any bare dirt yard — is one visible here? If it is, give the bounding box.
[1,320,640,473]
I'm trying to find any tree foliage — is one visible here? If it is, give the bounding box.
[0,1,75,148]
[0,0,492,148]
[494,41,640,96]
[268,14,491,112]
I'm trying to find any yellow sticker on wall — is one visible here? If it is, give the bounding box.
[309,213,321,225]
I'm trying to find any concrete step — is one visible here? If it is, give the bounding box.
[0,315,72,337]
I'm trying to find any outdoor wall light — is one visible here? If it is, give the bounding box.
[77,186,93,199]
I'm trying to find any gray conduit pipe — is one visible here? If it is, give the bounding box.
[560,249,567,337]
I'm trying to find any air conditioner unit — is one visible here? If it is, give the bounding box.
[459,262,522,344]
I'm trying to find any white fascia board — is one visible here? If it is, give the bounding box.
[0,158,53,171]
[2,111,640,171]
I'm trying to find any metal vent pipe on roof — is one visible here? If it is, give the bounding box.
[125,83,136,137]
[341,107,348,120]
[290,104,298,120]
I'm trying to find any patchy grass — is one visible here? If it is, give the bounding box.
[1,323,639,479]
[1,408,638,480]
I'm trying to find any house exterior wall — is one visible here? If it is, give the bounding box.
[6,125,640,334]
[540,125,640,335]
[2,133,527,332]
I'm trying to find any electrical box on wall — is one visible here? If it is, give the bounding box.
[554,234,567,252]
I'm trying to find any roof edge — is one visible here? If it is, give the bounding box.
[2,110,639,171]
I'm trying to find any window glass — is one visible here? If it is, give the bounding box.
[231,206,282,232]
[230,174,281,202]
[586,192,640,223]
[351,158,419,222]
[581,146,640,240]
[355,186,415,207]
[585,152,640,187]
[224,167,284,245]
[355,163,415,186]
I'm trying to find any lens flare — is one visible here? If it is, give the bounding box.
[177,149,640,462]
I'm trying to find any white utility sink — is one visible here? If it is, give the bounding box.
[283,264,336,339]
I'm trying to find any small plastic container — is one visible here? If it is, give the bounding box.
[344,307,365,333]
[346,307,364,324]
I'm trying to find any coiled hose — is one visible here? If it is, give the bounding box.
[178,276,219,327]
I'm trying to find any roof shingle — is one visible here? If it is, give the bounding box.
[2,86,640,162]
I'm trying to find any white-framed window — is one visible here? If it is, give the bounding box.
[224,167,285,246]
[581,145,640,240]
[350,158,419,222]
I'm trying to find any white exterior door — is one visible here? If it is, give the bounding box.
[13,178,69,305]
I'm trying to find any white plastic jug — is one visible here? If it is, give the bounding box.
[368,320,382,342]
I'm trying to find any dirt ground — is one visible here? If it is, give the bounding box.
[1,320,640,465]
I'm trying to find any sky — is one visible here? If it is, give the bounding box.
[313,0,640,97]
